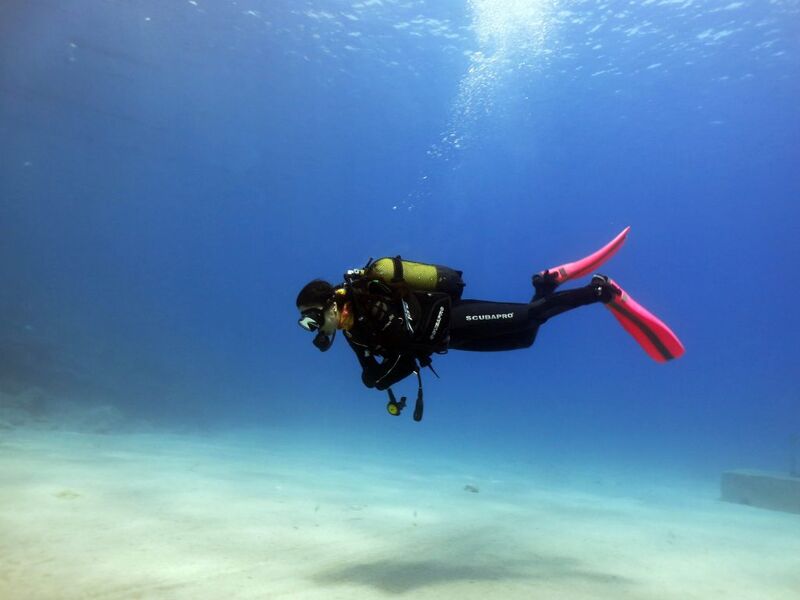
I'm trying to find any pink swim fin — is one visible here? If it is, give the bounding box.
[542,226,630,285]
[602,277,685,363]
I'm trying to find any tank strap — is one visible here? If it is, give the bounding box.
[391,255,404,283]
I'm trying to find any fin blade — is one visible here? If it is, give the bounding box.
[605,281,685,362]
[550,226,631,284]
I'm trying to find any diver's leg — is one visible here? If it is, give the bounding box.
[448,279,616,351]
[530,278,615,322]
[448,300,539,351]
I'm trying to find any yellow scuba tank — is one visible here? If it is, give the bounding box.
[359,256,465,299]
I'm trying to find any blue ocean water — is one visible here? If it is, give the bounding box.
[1,0,799,483]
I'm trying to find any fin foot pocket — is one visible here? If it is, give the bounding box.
[590,274,619,304]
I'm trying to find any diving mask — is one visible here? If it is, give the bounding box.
[298,305,336,352]
[298,307,325,332]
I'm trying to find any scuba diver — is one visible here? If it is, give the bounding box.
[296,227,684,422]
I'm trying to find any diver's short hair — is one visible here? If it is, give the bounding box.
[296,279,334,308]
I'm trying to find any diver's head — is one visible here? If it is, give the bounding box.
[296,279,338,351]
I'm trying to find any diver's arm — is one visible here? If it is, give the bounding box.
[368,353,418,391]
[345,336,417,390]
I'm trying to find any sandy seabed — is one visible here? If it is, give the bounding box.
[1,427,799,600]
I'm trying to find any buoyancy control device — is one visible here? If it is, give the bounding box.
[343,256,465,422]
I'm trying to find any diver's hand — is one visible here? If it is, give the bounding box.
[361,371,377,389]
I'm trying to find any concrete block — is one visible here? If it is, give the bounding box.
[721,470,800,515]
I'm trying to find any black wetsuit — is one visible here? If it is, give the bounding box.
[344,278,608,390]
